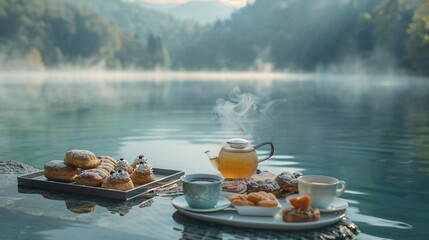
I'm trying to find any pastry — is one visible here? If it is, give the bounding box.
[86,168,109,179]
[282,195,320,222]
[131,154,147,168]
[98,156,117,165]
[64,150,100,169]
[130,161,156,185]
[99,160,115,168]
[75,171,104,187]
[97,163,115,173]
[247,179,282,197]
[275,171,302,197]
[230,198,255,206]
[222,179,247,194]
[258,199,279,208]
[115,158,133,174]
[74,159,115,187]
[228,191,278,208]
[101,170,134,191]
[44,160,79,182]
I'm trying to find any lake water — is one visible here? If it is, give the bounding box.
[1,72,428,239]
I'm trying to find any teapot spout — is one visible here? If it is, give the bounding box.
[204,150,220,170]
[204,150,217,160]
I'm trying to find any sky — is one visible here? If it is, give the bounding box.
[140,0,248,8]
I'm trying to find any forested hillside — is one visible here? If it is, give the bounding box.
[175,0,429,75]
[0,0,428,75]
[0,0,169,70]
[62,0,202,60]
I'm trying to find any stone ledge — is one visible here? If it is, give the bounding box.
[0,160,40,175]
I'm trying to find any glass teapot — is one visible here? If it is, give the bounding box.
[204,138,274,178]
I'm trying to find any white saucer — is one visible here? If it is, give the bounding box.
[286,194,348,213]
[171,196,231,213]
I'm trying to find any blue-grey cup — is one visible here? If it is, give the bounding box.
[181,174,224,209]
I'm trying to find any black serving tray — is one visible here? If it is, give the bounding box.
[17,168,184,200]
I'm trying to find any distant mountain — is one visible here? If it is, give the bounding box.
[138,0,236,24]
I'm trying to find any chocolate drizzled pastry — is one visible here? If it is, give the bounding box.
[247,179,281,197]
[222,179,247,194]
[275,171,303,198]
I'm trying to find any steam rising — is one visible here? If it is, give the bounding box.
[214,87,286,140]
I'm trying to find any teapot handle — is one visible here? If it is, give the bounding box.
[253,142,275,163]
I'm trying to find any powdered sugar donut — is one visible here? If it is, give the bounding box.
[64,150,100,169]
[44,160,79,182]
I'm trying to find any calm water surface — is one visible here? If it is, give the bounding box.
[0,73,428,239]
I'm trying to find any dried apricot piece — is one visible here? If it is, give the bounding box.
[289,195,311,211]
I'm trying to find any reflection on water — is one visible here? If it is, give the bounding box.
[347,207,412,230]
[1,73,429,239]
[18,186,154,216]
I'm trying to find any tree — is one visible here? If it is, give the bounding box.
[109,31,147,69]
[27,48,45,70]
[372,0,416,67]
[145,33,170,69]
[406,0,429,75]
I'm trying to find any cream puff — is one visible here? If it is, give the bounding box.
[130,161,155,185]
[131,154,147,168]
[101,170,134,191]
[114,158,133,174]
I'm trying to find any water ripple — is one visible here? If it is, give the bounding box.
[347,207,413,230]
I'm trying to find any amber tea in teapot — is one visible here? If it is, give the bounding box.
[205,138,274,178]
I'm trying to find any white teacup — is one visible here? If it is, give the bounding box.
[298,175,346,209]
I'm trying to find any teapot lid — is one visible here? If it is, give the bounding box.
[227,138,250,149]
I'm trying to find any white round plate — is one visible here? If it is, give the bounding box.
[286,194,349,213]
[176,208,345,230]
[174,197,345,230]
[172,196,231,213]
